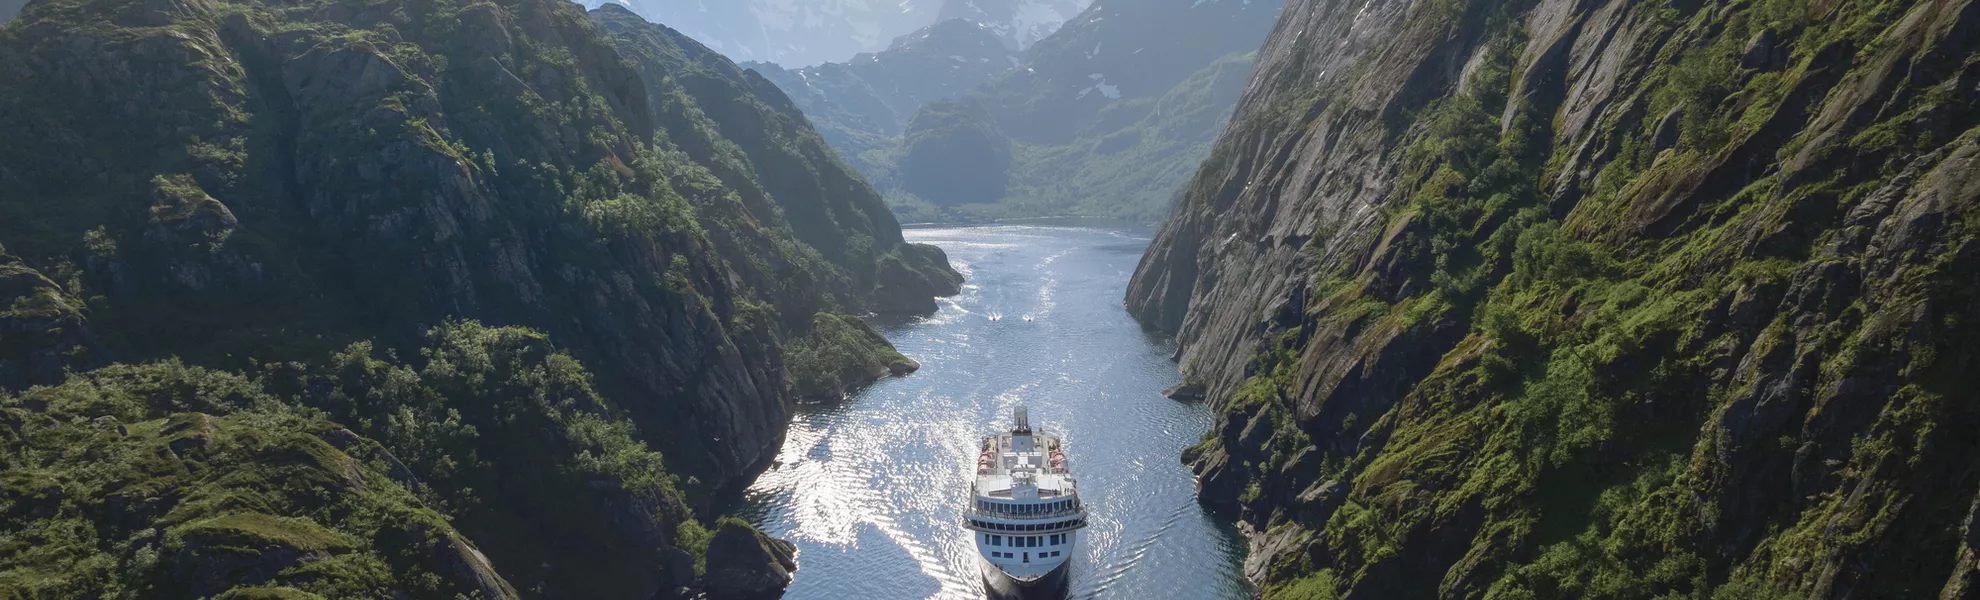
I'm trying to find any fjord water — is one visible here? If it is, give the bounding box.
[741,226,1253,599]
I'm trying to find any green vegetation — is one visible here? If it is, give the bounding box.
[0,0,959,596]
[0,323,725,598]
[0,361,485,599]
[786,313,914,401]
[1160,0,1980,597]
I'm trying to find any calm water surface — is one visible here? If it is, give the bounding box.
[741,226,1254,599]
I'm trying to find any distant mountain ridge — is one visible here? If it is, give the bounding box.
[578,0,1089,68]
[749,0,1284,223]
[938,0,1088,49]
[579,0,944,67]
[747,18,1020,183]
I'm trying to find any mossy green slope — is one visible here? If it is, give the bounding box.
[0,0,958,596]
[1130,0,1980,598]
[0,0,956,488]
[0,320,739,599]
[1,360,515,599]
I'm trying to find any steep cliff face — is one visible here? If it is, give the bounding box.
[0,0,956,596]
[1131,0,1980,597]
[0,0,953,493]
[591,4,962,324]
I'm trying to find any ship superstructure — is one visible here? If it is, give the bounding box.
[965,406,1087,597]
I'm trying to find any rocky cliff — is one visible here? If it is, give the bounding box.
[0,0,956,596]
[1130,0,1980,597]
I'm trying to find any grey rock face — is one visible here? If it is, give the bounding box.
[1131,0,1980,595]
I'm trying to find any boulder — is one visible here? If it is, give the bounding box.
[702,520,797,600]
[1162,381,1207,401]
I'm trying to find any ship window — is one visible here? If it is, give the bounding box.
[993,535,1002,546]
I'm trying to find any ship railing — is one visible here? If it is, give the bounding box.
[967,508,1084,520]
[964,502,1083,520]
[963,516,1089,533]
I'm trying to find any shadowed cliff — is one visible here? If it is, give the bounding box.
[0,0,957,596]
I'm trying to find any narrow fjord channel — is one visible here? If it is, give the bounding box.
[741,226,1253,599]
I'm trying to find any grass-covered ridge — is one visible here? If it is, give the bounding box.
[1137,0,1980,597]
[0,322,737,599]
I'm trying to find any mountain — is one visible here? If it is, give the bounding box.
[937,0,1089,49]
[578,0,946,68]
[1130,0,1980,598]
[751,0,1282,223]
[571,0,1086,70]
[0,0,955,596]
[747,18,1021,181]
[902,0,1280,222]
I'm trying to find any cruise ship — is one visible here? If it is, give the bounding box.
[965,407,1088,598]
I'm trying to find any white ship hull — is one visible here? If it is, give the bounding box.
[967,407,1086,600]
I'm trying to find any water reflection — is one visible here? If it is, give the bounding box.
[742,227,1253,599]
